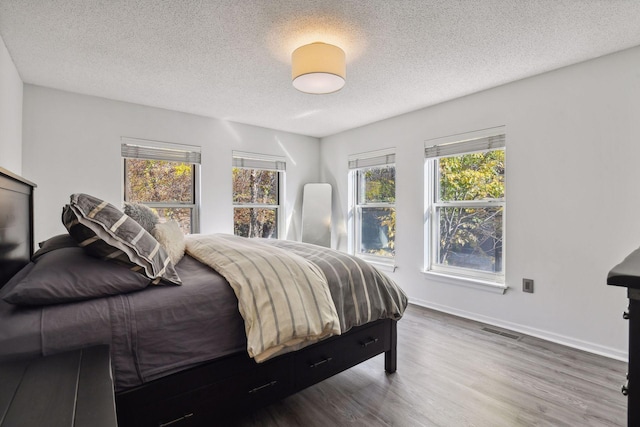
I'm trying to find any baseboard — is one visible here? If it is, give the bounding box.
[409,298,628,362]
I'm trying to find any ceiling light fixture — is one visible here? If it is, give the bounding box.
[291,42,346,94]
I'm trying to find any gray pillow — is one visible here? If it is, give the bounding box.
[62,193,181,285]
[33,234,78,260]
[0,247,152,305]
[123,202,159,233]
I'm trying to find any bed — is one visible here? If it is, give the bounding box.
[0,167,407,426]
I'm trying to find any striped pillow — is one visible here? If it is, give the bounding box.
[62,193,181,285]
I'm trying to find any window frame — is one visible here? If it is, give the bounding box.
[424,128,506,287]
[121,138,201,234]
[232,151,286,239]
[348,148,396,267]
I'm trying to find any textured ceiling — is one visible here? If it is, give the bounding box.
[2,1,640,138]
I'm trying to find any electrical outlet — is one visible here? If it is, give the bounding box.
[523,278,534,293]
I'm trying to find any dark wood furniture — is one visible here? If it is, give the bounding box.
[0,346,117,427]
[607,248,640,426]
[116,318,396,427]
[0,167,36,288]
[0,168,399,427]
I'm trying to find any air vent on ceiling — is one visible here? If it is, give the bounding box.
[481,327,521,340]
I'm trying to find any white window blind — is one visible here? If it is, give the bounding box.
[424,127,505,159]
[348,148,396,169]
[121,137,201,164]
[232,151,286,171]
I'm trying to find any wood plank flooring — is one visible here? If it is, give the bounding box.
[231,304,628,427]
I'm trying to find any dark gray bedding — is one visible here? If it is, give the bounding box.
[0,255,246,391]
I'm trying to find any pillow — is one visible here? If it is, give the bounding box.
[62,193,181,285]
[0,247,151,305]
[33,234,78,261]
[123,202,159,233]
[152,220,185,266]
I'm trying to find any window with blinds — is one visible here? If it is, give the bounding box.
[424,127,506,283]
[348,148,396,263]
[121,138,200,234]
[232,151,285,239]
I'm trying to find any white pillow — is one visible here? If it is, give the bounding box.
[152,221,186,266]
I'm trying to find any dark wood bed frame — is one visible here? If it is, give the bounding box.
[0,168,398,427]
[0,167,36,287]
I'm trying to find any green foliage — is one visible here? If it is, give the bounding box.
[381,209,396,250]
[439,150,504,201]
[362,166,395,203]
[436,150,505,273]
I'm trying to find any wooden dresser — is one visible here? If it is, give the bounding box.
[0,346,117,427]
[608,248,640,426]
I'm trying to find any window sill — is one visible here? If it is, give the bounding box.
[421,270,508,294]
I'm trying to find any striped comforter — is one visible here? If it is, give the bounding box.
[185,234,407,362]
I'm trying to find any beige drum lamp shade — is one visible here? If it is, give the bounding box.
[291,42,346,94]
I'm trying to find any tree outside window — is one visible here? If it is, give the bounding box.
[124,158,197,234]
[355,165,396,259]
[435,150,505,273]
[232,167,280,238]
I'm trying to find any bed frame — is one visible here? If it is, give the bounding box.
[0,168,398,426]
[0,167,36,288]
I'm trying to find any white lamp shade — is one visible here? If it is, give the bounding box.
[292,42,346,94]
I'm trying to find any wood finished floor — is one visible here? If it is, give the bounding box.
[231,304,627,427]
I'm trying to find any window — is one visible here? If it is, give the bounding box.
[424,128,505,283]
[122,138,200,234]
[232,151,285,239]
[349,149,396,263]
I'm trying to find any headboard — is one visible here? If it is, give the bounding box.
[0,167,36,288]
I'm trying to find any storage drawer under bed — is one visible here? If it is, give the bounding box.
[294,320,389,389]
[123,354,294,427]
[116,319,395,426]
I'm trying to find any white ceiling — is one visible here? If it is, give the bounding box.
[2,1,640,138]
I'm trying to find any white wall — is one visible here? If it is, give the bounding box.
[320,46,640,360]
[0,34,23,173]
[22,85,320,245]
